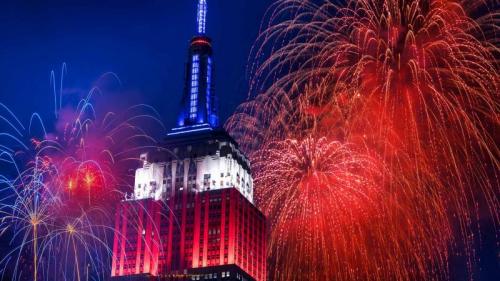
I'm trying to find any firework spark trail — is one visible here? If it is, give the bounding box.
[0,69,165,280]
[253,136,386,280]
[227,0,499,280]
[0,159,120,281]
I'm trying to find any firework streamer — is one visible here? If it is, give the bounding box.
[227,0,499,280]
[0,67,166,281]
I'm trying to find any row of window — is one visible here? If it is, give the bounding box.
[191,271,230,280]
[206,57,212,119]
[190,55,200,120]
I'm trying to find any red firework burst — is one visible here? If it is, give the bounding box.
[253,136,385,280]
[227,0,499,280]
[64,162,105,204]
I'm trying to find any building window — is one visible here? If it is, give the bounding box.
[203,174,211,190]
[190,54,200,120]
[206,57,212,118]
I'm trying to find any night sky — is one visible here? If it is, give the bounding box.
[0,0,271,130]
[0,1,498,280]
[0,1,272,279]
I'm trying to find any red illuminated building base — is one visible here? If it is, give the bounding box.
[111,188,266,281]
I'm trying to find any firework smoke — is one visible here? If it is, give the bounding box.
[0,67,164,281]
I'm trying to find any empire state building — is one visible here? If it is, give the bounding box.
[110,1,267,281]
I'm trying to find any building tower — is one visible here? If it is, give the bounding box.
[174,0,218,133]
[110,1,266,281]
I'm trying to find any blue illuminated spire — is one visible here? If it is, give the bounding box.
[197,0,207,34]
[169,0,218,136]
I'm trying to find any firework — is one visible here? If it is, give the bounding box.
[0,67,164,281]
[227,0,499,280]
[0,159,111,281]
[253,136,386,280]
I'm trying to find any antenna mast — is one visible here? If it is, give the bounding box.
[197,0,207,34]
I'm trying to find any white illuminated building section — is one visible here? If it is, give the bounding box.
[133,140,254,204]
[133,155,166,201]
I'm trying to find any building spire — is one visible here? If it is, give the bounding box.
[169,0,218,136]
[197,0,207,34]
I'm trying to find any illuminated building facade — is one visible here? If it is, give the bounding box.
[111,1,266,281]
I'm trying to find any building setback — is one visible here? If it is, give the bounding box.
[110,1,266,281]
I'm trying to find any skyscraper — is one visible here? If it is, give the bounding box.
[110,1,266,281]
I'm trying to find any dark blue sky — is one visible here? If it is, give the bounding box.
[0,2,271,277]
[0,0,271,130]
[0,1,497,280]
